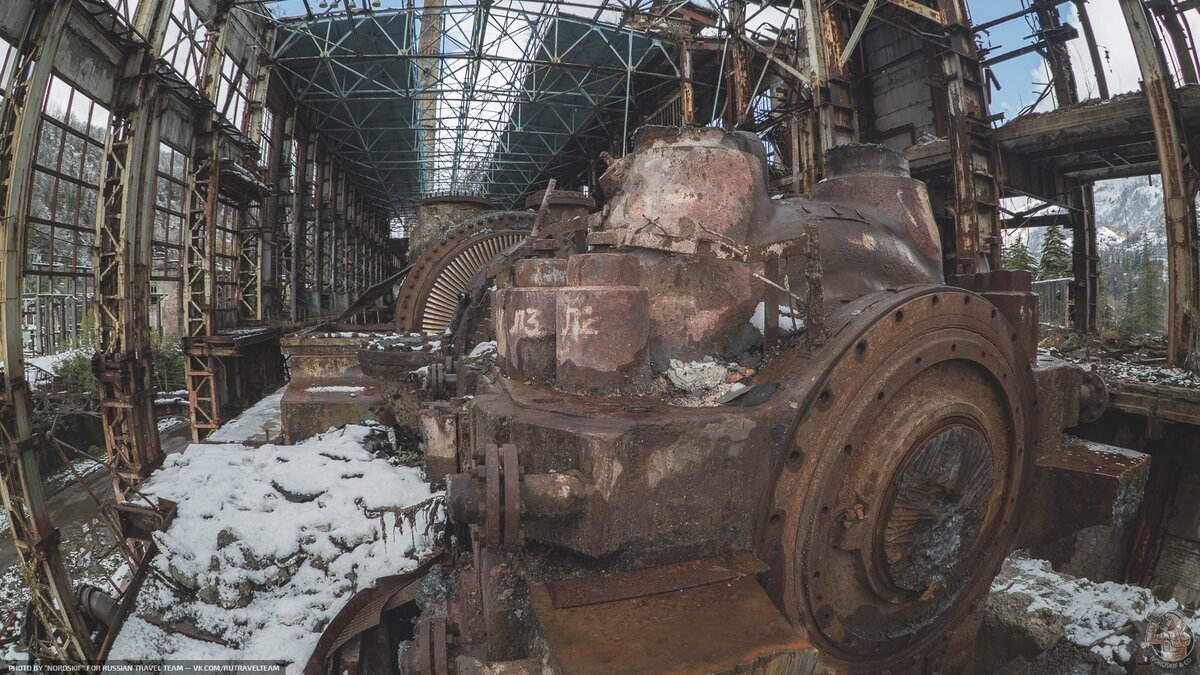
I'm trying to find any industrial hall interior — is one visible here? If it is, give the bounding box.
[0,0,1199,672]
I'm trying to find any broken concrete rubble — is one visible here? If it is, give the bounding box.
[664,359,727,393]
[979,555,1200,673]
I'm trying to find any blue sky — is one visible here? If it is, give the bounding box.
[973,0,1143,121]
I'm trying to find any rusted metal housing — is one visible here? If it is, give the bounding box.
[312,129,1148,674]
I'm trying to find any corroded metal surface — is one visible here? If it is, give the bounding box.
[546,552,767,609]
[280,378,386,445]
[280,332,392,443]
[759,286,1035,672]
[530,576,817,675]
[1016,439,1150,550]
[319,132,1145,674]
[554,254,652,395]
[494,259,567,382]
[882,424,994,594]
[409,194,494,256]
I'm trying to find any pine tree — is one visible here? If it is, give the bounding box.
[1116,241,1165,335]
[1133,241,1164,334]
[1116,248,1139,335]
[1002,240,1037,274]
[1037,225,1072,280]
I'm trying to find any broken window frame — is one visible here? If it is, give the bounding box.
[23,74,110,356]
[160,0,208,92]
[152,142,188,281]
[213,201,240,322]
[0,39,16,104]
[216,50,251,132]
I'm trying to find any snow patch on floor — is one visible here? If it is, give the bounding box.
[206,386,286,444]
[157,416,187,433]
[108,423,438,672]
[468,341,496,358]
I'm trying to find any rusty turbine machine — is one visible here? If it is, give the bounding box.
[340,128,1142,674]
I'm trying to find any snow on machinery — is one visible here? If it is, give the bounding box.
[312,127,1148,674]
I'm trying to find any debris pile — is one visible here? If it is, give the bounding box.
[662,358,757,407]
[108,423,440,671]
[982,555,1200,671]
[666,359,728,393]
[1040,331,1200,390]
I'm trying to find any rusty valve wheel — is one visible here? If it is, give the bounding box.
[760,287,1036,672]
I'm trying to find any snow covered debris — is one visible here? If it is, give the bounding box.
[666,360,727,394]
[109,423,439,672]
[1096,361,1200,389]
[468,341,497,359]
[206,386,286,444]
[365,333,442,353]
[302,331,380,339]
[988,556,1200,667]
[1046,342,1200,390]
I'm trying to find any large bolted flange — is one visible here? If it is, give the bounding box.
[446,443,587,551]
[760,286,1036,672]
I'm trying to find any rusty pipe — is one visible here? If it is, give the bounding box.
[76,583,119,630]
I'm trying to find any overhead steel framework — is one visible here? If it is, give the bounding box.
[270,1,731,212]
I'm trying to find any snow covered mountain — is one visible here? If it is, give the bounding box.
[1092,176,1167,253]
[1004,176,1167,260]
